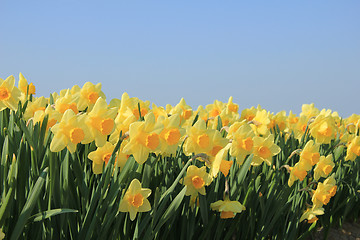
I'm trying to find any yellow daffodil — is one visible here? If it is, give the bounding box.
[229,124,255,165]
[122,112,163,164]
[54,89,79,114]
[252,134,281,166]
[86,97,117,147]
[50,109,92,153]
[18,72,36,95]
[119,179,151,221]
[300,103,320,119]
[312,174,337,208]
[288,162,308,187]
[23,96,47,121]
[168,98,193,124]
[210,143,231,178]
[158,114,186,156]
[299,140,320,171]
[240,106,257,122]
[77,82,106,111]
[251,109,270,136]
[314,155,334,180]
[33,105,62,131]
[345,135,360,161]
[206,99,226,119]
[88,141,118,174]
[226,96,239,113]
[309,109,336,144]
[268,111,287,132]
[300,206,324,223]
[0,75,22,111]
[183,165,212,197]
[183,119,216,156]
[210,196,246,219]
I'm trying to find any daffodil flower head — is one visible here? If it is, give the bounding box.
[183,165,212,197]
[88,141,118,174]
[122,112,163,164]
[250,109,270,136]
[169,98,193,124]
[33,105,62,131]
[210,196,246,219]
[18,72,36,95]
[119,178,151,221]
[312,174,337,208]
[77,82,106,111]
[252,134,281,166]
[229,123,255,166]
[314,155,334,181]
[23,96,48,121]
[345,135,360,161]
[300,206,324,223]
[309,109,336,144]
[206,99,226,119]
[0,75,22,111]
[299,140,321,171]
[158,114,186,156]
[183,119,215,156]
[300,103,320,119]
[226,96,239,113]
[50,109,92,153]
[86,97,117,147]
[288,162,308,187]
[54,89,79,114]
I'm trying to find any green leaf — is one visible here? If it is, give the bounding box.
[29,208,78,222]
[10,167,48,240]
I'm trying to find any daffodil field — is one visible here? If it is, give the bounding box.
[1,74,360,240]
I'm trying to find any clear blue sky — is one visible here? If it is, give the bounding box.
[1,1,359,117]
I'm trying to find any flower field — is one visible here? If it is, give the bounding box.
[0,73,360,239]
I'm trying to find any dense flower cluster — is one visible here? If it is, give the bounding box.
[2,73,360,225]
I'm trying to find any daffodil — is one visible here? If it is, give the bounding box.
[309,109,336,144]
[299,140,320,171]
[23,96,47,121]
[76,82,106,111]
[288,163,307,187]
[122,112,163,164]
[300,206,324,223]
[50,109,92,153]
[252,134,281,166]
[312,174,337,208]
[88,141,118,174]
[18,72,36,96]
[183,119,215,156]
[226,96,239,113]
[210,143,231,178]
[240,106,257,122]
[54,89,79,114]
[183,165,212,197]
[86,97,117,147]
[33,105,62,131]
[0,75,22,111]
[210,196,246,219]
[345,135,360,161]
[229,124,255,165]
[314,155,334,180]
[158,114,186,156]
[300,103,320,119]
[168,98,193,124]
[119,178,151,221]
[251,109,270,136]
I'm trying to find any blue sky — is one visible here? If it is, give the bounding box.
[1,1,359,117]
